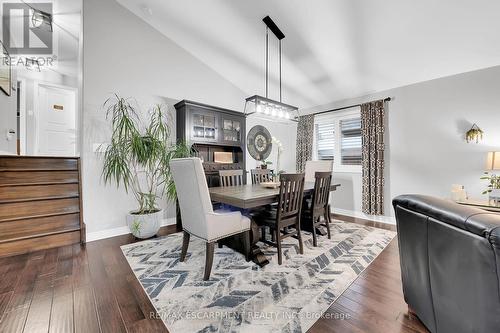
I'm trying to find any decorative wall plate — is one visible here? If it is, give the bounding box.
[247,125,272,161]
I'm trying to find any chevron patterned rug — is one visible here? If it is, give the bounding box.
[121,220,396,333]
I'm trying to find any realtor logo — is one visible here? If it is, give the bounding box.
[2,2,53,55]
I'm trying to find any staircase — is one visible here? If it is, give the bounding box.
[0,156,85,257]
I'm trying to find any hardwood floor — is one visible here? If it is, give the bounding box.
[0,219,429,333]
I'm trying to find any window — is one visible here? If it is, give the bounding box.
[340,118,362,165]
[315,122,335,160]
[313,107,362,172]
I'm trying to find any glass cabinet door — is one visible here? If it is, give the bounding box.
[191,112,217,142]
[222,117,241,143]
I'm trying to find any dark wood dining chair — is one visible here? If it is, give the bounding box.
[255,173,305,265]
[302,171,332,247]
[219,169,244,187]
[251,168,272,184]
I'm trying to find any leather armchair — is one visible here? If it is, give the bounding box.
[393,195,500,333]
[170,158,251,280]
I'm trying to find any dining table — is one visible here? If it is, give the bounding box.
[208,182,341,267]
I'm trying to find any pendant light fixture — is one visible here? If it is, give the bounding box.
[244,16,299,122]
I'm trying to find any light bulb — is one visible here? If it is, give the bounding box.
[278,110,284,118]
[264,106,270,115]
[271,108,277,116]
[285,112,290,119]
[256,104,263,113]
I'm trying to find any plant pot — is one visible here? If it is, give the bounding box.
[489,189,500,204]
[126,209,163,239]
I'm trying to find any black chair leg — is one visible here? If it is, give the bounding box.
[325,212,331,239]
[242,230,251,262]
[218,242,223,249]
[204,242,215,281]
[276,229,283,265]
[312,217,318,247]
[180,231,190,262]
[296,222,304,254]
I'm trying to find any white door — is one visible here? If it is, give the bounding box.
[37,84,77,156]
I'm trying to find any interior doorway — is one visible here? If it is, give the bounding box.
[34,82,78,156]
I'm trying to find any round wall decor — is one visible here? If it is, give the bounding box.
[247,125,272,161]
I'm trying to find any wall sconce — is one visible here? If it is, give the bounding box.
[465,123,483,143]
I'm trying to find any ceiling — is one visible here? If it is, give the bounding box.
[117,0,500,110]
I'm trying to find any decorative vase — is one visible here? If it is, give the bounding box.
[489,189,500,205]
[126,209,163,239]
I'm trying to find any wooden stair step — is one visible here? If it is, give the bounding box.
[0,183,80,202]
[0,171,79,186]
[0,157,78,170]
[0,198,80,222]
[0,213,81,243]
[0,231,81,258]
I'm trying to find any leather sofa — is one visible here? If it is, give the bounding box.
[393,195,500,333]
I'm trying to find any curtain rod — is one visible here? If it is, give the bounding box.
[311,97,391,116]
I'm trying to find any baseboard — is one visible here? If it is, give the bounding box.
[86,217,177,243]
[333,208,396,225]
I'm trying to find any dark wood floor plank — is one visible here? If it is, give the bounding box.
[0,291,13,322]
[0,306,29,333]
[0,221,427,333]
[23,293,53,333]
[86,242,127,333]
[73,286,100,333]
[49,292,74,333]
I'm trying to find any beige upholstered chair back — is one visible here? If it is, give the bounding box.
[170,158,213,239]
[304,160,333,182]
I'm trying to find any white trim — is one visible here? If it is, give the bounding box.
[333,208,396,225]
[86,217,177,242]
[18,79,26,155]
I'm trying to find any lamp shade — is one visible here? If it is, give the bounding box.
[486,152,500,170]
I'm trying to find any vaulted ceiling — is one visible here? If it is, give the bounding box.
[117,0,500,109]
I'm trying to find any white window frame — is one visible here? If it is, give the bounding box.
[313,107,362,173]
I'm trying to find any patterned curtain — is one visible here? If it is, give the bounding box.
[361,100,385,215]
[296,114,315,172]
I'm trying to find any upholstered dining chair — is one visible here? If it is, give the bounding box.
[170,158,251,280]
[250,168,273,184]
[219,169,244,187]
[302,171,333,247]
[254,173,305,265]
[304,160,333,182]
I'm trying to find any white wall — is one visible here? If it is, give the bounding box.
[245,117,297,181]
[82,0,250,235]
[303,65,500,217]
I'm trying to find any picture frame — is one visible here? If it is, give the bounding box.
[0,42,12,96]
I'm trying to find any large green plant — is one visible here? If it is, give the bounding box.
[102,95,191,214]
[481,172,500,195]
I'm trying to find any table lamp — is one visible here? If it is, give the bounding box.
[485,152,500,204]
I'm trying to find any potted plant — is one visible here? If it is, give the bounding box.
[481,172,500,204]
[260,160,272,169]
[101,95,190,238]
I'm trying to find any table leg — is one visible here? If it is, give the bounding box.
[218,214,269,267]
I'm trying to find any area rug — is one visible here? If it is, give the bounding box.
[121,220,396,333]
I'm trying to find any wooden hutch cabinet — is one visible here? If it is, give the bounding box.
[174,100,246,188]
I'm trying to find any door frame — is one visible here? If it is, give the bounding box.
[33,81,79,156]
[17,79,26,155]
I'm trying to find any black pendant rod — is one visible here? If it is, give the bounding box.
[279,40,282,102]
[311,97,392,116]
[265,27,268,98]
